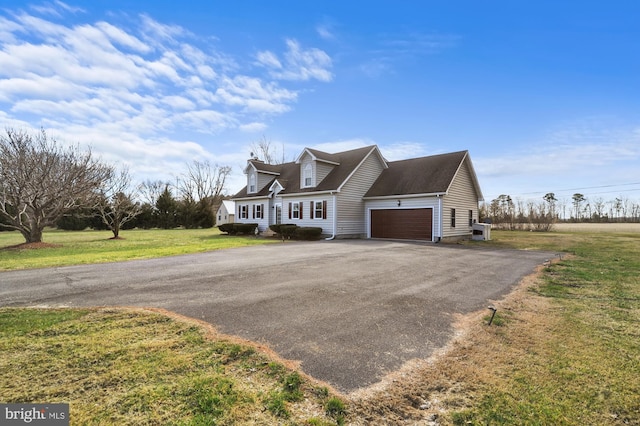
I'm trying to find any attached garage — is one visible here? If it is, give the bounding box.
[370,208,433,241]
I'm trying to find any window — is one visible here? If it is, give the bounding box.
[249,173,256,193]
[469,210,473,227]
[311,200,327,219]
[253,204,263,219]
[451,208,456,228]
[240,205,248,219]
[288,202,303,219]
[303,163,313,187]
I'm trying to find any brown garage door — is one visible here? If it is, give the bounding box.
[370,208,433,240]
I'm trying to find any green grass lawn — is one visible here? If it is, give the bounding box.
[0,308,344,425]
[0,228,277,271]
[451,230,640,425]
[1,228,638,425]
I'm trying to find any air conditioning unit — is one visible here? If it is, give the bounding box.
[472,223,491,241]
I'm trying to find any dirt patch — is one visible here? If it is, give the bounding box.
[1,242,62,251]
[346,263,559,425]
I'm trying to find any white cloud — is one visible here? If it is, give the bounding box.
[257,38,333,82]
[316,24,335,41]
[474,122,640,201]
[255,50,282,69]
[310,138,371,153]
[0,8,334,185]
[380,142,429,161]
[239,122,268,133]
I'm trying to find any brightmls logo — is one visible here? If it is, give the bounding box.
[1,404,68,425]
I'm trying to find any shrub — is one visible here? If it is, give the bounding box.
[233,223,259,235]
[295,227,323,240]
[269,224,284,234]
[218,223,235,234]
[279,224,298,239]
[218,223,259,235]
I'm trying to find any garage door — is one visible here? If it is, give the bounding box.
[370,208,433,240]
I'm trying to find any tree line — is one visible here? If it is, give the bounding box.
[481,192,640,231]
[0,128,231,244]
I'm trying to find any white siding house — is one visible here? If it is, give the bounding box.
[216,200,235,225]
[232,145,483,241]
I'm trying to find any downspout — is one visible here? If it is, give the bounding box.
[325,192,337,240]
[437,194,443,243]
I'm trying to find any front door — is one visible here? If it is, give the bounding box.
[275,203,282,224]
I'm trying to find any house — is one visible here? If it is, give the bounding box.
[232,145,483,242]
[216,200,235,225]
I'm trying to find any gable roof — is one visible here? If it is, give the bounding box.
[295,147,342,165]
[220,200,235,213]
[364,150,478,198]
[234,145,381,198]
[245,160,280,175]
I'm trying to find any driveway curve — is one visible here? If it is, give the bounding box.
[0,240,554,392]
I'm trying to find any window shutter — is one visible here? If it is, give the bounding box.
[261,204,264,219]
[310,201,314,219]
[300,202,303,219]
[252,204,255,219]
[323,200,327,219]
[288,202,292,219]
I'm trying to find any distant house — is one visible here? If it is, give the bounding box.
[216,200,235,225]
[232,145,483,242]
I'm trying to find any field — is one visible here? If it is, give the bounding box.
[0,228,277,271]
[555,222,640,233]
[1,227,639,424]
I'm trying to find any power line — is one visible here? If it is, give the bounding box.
[486,186,640,201]
[519,182,640,196]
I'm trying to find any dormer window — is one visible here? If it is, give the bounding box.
[303,163,313,187]
[249,173,256,193]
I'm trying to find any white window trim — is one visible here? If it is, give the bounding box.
[248,173,256,193]
[303,163,313,188]
[292,202,300,219]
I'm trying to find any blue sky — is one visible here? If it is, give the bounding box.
[1,1,639,206]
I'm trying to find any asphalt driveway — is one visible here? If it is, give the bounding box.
[0,240,554,392]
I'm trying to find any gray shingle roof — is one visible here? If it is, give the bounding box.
[364,151,468,197]
[234,145,377,198]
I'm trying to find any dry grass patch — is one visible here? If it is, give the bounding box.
[347,230,639,425]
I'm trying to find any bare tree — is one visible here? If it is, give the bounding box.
[0,128,112,244]
[138,179,169,207]
[95,167,141,239]
[177,160,230,203]
[176,160,232,228]
[250,135,285,164]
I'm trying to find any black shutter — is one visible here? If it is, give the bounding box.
[323,200,327,219]
[288,203,292,219]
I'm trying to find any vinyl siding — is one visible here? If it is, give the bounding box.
[336,150,385,237]
[234,198,270,232]
[364,197,441,239]
[282,196,333,234]
[257,172,273,192]
[316,162,334,184]
[442,158,480,238]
